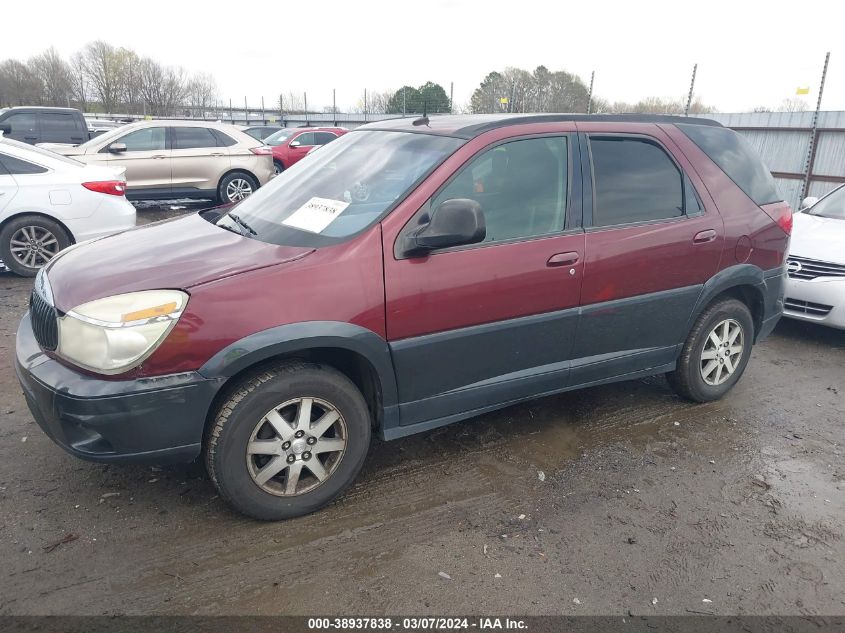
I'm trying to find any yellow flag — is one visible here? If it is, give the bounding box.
[796,86,810,95]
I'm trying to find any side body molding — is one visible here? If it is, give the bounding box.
[197,321,401,434]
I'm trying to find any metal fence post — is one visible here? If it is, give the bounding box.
[802,52,831,200]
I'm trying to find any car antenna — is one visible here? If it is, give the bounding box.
[413,101,429,127]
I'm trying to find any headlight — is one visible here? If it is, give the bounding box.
[57,290,188,374]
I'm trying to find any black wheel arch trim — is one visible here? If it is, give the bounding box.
[687,263,784,343]
[196,321,400,428]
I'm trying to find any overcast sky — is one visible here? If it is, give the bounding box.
[3,0,843,113]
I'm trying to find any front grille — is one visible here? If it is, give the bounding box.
[29,289,59,351]
[787,256,845,280]
[784,297,833,316]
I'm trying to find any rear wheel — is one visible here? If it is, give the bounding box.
[667,298,754,402]
[218,171,258,204]
[0,215,71,277]
[205,361,372,520]
[273,160,284,176]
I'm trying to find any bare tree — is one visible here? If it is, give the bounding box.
[137,57,188,116]
[121,49,143,114]
[778,98,807,113]
[80,41,126,113]
[29,47,73,106]
[69,52,88,110]
[354,89,393,114]
[0,59,42,106]
[186,72,218,115]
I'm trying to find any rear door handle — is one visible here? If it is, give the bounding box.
[693,229,717,244]
[151,154,167,159]
[211,152,225,157]
[24,136,37,141]
[547,251,580,267]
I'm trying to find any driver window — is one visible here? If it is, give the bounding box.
[431,136,568,243]
[294,132,315,146]
[114,127,166,152]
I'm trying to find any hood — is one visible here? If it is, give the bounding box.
[46,213,314,311]
[789,212,845,264]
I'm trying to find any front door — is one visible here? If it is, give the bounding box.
[384,133,585,428]
[100,126,171,195]
[572,128,724,383]
[287,131,315,166]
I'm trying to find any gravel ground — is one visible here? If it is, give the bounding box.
[0,203,843,616]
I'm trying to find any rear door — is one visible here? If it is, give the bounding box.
[384,131,585,428]
[39,112,86,145]
[0,153,19,215]
[170,126,229,195]
[572,125,723,384]
[100,126,170,195]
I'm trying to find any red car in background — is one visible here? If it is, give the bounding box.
[265,127,347,174]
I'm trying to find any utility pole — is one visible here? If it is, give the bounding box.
[279,93,283,123]
[364,88,368,122]
[244,96,248,123]
[450,82,454,114]
[802,51,831,200]
[229,98,233,124]
[261,96,265,123]
[684,63,698,116]
[587,71,595,114]
[403,87,406,116]
[304,92,308,125]
[333,89,337,124]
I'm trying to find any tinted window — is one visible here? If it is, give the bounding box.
[293,132,315,146]
[590,137,683,227]
[314,132,338,145]
[40,113,80,138]
[0,153,47,174]
[173,126,218,149]
[211,129,237,147]
[677,124,781,205]
[115,127,166,151]
[3,113,37,135]
[432,136,569,243]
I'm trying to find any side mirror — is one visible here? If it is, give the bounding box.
[108,142,127,153]
[800,196,818,210]
[407,199,486,255]
[0,123,10,135]
[289,140,301,148]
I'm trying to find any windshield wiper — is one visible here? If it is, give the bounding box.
[226,212,257,236]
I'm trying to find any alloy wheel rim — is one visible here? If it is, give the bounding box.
[700,318,744,386]
[246,397,347,496]
[9,226,59,270]
[226,178,253,201]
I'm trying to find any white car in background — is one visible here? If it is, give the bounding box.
[784,184,845,329]
[0,136,136,276]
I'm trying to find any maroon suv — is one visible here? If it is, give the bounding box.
[15,114,791,520]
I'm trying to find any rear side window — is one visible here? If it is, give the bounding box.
[677,124,781,205]
[314,132,338,145]
[40,113,80,138]
[211,129,237,147]
[173,127,218,149]
[589,137,683,227]
[0,153,47,174]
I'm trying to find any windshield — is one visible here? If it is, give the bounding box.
[808,185,845,220]
[217,130,463,247]
[264,129,295,146]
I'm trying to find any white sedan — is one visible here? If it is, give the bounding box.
[784,184,845,329]
[0,136,136,276]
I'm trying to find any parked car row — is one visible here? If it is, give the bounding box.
[15,113,794,520]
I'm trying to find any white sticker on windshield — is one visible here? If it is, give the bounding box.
[282,197,350,233]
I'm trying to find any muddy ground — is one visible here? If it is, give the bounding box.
[0,203,843,616]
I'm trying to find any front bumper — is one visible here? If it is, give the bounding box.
[15,312,221,463]
[784,276,845,330]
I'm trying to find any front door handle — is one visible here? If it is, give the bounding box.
[211,152,225,157]
[547,251,580,267]
[151,154,167,159]
[24,136,37,141]
[693,229,717,244]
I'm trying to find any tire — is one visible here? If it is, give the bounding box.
[273,160,284,176]
[667,298,754,403]
[218,171,258,204]
[205,361,372,520]
[0,215,72,277]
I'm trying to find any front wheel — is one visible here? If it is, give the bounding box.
[218,172,258,204]
[205,362,372,520]
[273,160,284,176]
[667,298,754,402]
[0,215,71,277]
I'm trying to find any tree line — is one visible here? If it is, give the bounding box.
[0,42,217,116]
